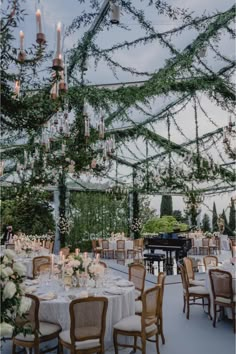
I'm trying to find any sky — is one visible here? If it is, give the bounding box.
[7,0,236,221]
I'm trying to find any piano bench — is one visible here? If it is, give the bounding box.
[143,254,166,274]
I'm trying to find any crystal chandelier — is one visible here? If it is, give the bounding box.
[223,117,236,160]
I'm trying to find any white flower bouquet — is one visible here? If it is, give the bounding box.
[0,250,31,340]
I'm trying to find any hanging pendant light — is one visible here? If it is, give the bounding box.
[0,161,4,176]
[110,2,120,24]
[36,8,46,45]
[99,115,105,139]
[18,30,26,62]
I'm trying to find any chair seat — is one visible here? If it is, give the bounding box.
[135,289,141,300]
[135,300,142,314]
[215,295,236,304]
[59,330,100,350]
[187,286,209,295]
[113,315,157,333]
[189,279,206,286]
[15,322,61,342]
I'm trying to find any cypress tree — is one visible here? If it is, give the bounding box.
[202,213,211,232]
[212,202,218,232]
[222,209,231,235]
[229,198,236,236]
[160,195,173,217]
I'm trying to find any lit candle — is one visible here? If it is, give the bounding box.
[51,254,54,274]
[43,240,45,248]
[36,9,42,33]
[56,22,61,58]
[75,248,79,256]
[84,252,88,259]
[14,80,20,96]
[19,30,24,51]
[96,253,100,262]
[59,250,63,260]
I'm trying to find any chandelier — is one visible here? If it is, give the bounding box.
[223,117,236,160]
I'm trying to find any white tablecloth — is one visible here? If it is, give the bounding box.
[191,237,230,251]
[108,240,133,250]
[32,276,135,349]
[205,264,236,319]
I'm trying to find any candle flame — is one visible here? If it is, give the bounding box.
[36,9,41,16]
[57,22,61,31]
[19,30,24,38]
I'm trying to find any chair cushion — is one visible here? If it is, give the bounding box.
[135,300,142,314]
[15,322,61,342]
[188,286,209,295]
[215,295,236,304]
[189,279,206,286]
[59,330,100,350]
[113,315,157,334]
[135,289,141,300]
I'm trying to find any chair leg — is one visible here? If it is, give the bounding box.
[12,342,16,354]
[113,330,119,354]
[183,295,186,313]
[208,297,212,320]
[141,336,146,354]
[58,340,63,354]
[155,333,160,354]
[34,346,40,354]
[213,304,217,327]
[186,296,190,319]
[160,316,165,345]
[133,336,137,353]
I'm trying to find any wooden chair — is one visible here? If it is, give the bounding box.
[229,239,236,257]
[157,272,166,345]
[209,269,236,332]
[12,294,61,354]
[91,239,102,257]
[115,239,126,260]
[189,238,197,255]
[60,247,70,258]
[113,285,161,354]
[209,237,218,255]
[101,239,114,259]
[183,257,205,286]
[32,256,51,278]
[129,263,146,301]
[59,297,108,354]
[99,261,107,268]
[179,264,211,320]
[203,255,218,270]
[199,238,210,255]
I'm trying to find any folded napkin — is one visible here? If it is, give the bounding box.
[116,280,133,287]
[38,292,57,301]
[104,287,123,295]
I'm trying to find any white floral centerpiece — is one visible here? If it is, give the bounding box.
[0,249,31,340]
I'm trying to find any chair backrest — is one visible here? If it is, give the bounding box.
[33,256,51,278]
[16,293,39,335]
[92,240,97,251]
[69,297,108,346]
[203,255,218,270]
[99,261,107,268]
[157,272,166,309]
[202,238,209,247]
[129,263,146,294]
[209,269,233,302]
[102,240,109,249]
[49,241,54,254]
[116,240,125,250]
[179,264,189,294]
[141,285,161,331]
[183,257,195,281]
[38,263,51,273]
[229,239,236,257]
[60,247,70,257]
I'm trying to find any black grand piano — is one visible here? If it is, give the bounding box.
[144,232,192,274]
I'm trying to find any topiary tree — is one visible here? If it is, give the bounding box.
[212,202,218,232]
[202,213,211,232]
[229,198,236,235]
[142,215,188,234]
[160,195,173,217]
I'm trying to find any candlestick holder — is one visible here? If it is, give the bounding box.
[52,57,64,71]
[36,32,46,45]
[18,50,26,63]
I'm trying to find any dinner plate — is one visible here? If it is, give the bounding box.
[117,281,133,287]
[38,292,57,301]
[104,288,123,295]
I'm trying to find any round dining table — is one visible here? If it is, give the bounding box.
[25,273,135,349]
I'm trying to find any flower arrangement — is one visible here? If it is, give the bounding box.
[62,253,104,280]
[131,218,142,233]
[0,249,31,339]
[57,215,71,235]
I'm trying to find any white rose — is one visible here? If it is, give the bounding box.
[4,249,16,260]
[18,296,32,316]
[3,267,14,277]
[13,262,26,277]
[0,322,14,337]
[3,281,17,300]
